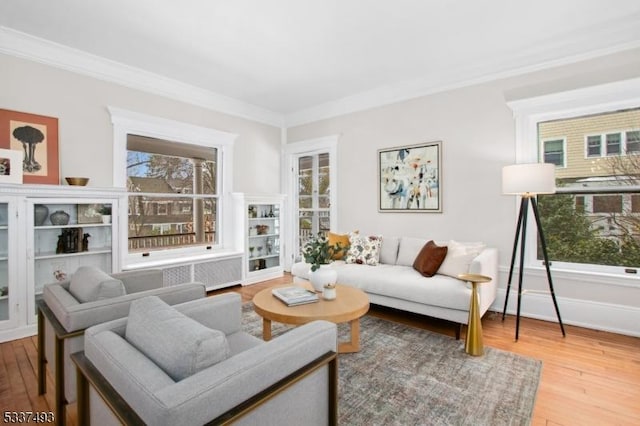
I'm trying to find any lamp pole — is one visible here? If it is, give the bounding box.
[502,193,566,340]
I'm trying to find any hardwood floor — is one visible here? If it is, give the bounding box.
[1,275,638,425]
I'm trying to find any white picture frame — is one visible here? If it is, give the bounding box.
[0,149,23,184]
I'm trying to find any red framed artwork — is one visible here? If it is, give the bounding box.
[0,109,59,185]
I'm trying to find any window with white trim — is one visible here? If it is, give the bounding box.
[109,107,236,268]
[585,129,640,158]
[537,107,640,271]
[127,135,219,254]
[542,138,566,166]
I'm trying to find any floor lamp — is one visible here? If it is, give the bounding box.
[501,163,566,341]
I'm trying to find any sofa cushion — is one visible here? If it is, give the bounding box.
[438,240,486,279]
[396,237,428,266]
[413,241,448,277]
[327,232,350,260]
[379,236,400,265]
[125,296,230,381]
[69,266,126,303]
[345,232,382,266]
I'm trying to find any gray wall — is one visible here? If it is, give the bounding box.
[0,54,282,193]
[287,48,640,335]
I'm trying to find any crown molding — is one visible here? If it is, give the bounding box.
[0,26,284,128]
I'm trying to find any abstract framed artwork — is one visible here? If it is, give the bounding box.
[378,141,442,212]
[0,109,59,185]
[0,148,23,184]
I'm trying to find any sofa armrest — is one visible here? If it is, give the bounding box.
[468,248,499,313]
[84,320,337,426]
[44,282,205,332]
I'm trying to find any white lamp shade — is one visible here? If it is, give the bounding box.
[502,163,556,195]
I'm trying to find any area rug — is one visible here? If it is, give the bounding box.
[241,303,541,426]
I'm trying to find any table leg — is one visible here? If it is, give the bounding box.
[338,318,361,353]
[262,318,272,341]
[465,282,484,356]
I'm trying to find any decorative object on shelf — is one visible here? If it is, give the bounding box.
[0,286,8,297]
[378,140,442,212]
[256,224,269,235]
[50,210,70,226]
[0,108,59,185]
[249,246,255,257]
[248,206,257,218]
[501,163,565,341]
[249,226,257,236]
[53,269,67,282]
[99,205,112,224]
[266,237,273,255]
[34,204,49,226]
[82,233,91,251]
[77,204,103,224]
[65,177,89,186]
[0,148,23,184]
[57,227,83,253]
[323,283,337,301]
[268,206,275,217]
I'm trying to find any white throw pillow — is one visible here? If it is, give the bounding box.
[69,266,126,303]
[125,296,230,381]
[396,237,429,266]
[437,240,486,279]
[344,232,383,266]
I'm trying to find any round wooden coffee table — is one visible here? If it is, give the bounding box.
[253,284,370,353]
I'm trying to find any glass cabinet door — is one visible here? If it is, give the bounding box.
[0,201,15,330]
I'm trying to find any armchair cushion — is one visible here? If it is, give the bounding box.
[69,266,126,303]
[125,296,230,381]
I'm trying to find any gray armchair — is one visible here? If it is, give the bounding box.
[72,293,338,426]
[37,267,206,426]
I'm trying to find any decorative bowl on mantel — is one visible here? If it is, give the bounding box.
[65,177,89,186]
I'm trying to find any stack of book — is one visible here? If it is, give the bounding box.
[272,286,319,306]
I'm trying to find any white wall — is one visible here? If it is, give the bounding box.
[0,54,282,193]
[287,48,640,336]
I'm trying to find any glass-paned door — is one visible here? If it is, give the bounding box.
[296,152,332,257]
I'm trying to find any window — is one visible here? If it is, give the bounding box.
[585,130,640,158]
[627,130,640,153]
[537,107,640,271]
[586,135,602,157]
[127,135,218,254]
[542,138,565,166]
[606,133,622,156]
[109,107,237,267]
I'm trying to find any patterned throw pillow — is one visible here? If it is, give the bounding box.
[327,232,350,260]
[345,232,383,266]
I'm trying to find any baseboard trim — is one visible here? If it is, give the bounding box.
[0,324,37,343]
[491,289,640,337]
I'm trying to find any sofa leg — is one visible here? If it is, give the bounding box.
[455,323,462,340]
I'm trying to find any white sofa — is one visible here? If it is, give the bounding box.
[291,236,498,337]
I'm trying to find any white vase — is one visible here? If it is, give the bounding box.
[309,264,337,292]
[101,215,112,224]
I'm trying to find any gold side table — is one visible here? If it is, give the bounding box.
[458,273,492,356]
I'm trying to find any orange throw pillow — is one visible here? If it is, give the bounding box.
[327,232,350,260]
[413,240,448,277]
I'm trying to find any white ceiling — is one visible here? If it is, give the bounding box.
[1,0,640,125]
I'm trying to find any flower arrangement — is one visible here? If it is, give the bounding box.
[302,233,345,272]
[99,205,112,215]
